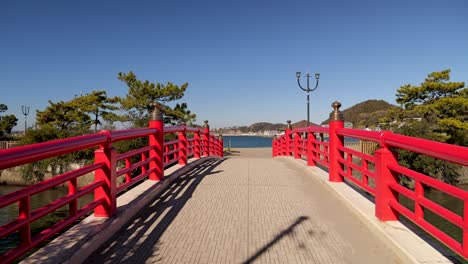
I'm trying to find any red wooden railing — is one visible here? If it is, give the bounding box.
[272,118,468,259]
[0,116,223,263]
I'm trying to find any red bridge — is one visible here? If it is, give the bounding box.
[0,102,467,263]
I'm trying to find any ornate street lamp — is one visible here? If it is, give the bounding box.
[21,105,30,134]
[296,72,320,127]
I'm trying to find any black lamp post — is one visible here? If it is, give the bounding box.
[21,105,30,134]
[296,72,320,127]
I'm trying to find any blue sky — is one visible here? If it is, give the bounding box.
[1,0,467,129]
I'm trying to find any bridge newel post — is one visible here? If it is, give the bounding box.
[375,141,399,221]
[307,129,316,166]
[329,102,345,182]
[178,126,187,166]
[202,120,210,156]
[94,133,117,217]
[149,102,164,181]
[285,120,292,156]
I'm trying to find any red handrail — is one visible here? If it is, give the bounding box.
[273,123,468,259]
[0,133,108,170]
[382,132,468,166]
[0,121,223,264]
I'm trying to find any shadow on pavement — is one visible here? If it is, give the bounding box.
[85,158,225,264]
[243,216,309,264]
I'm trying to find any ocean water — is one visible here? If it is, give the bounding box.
[223,136,272,148]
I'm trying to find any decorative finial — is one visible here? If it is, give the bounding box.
[203,120,210,129]
[329,101,344,121]
[150,102,163,121]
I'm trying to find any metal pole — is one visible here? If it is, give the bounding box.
[296,71,319,128]
[307,91,310,127]
[21,106,30,134]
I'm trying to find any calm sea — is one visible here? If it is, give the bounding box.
[223,136,272,148]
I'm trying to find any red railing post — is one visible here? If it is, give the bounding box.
[375,140,399,221]
[294,129,301,159]
[94,132,117,217]
[19,196,31,246]
[178,127,187,165]
[194,129,201,159]
[149,103,164,181]
[307,130,316,166]
[285,120,292,156]
[202,120,210,156]
[329,102,344,182]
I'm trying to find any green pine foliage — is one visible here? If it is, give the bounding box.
[0,103,18,139]
[18,71,197,183]
[382,69,467,186]
[117,71,194,127]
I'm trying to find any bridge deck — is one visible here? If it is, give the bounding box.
[86,148,399,264]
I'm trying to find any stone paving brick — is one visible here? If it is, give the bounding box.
[86,148,400,264]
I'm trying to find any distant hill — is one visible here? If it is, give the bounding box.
[321,99,398,128]
[215,120,321,134]
[214,100,397,134]
[248,122,285,132]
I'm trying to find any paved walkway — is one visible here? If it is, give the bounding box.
[86,148,400,264]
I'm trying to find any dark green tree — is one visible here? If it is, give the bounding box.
[23,91,119,183]
[164,103,197,126]
[117,71,192,127]
[36,100,92,136]
[0,103,18,138]
[74,91,120,132]
[381,69,467,185]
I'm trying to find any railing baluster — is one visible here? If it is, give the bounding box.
[125,158,131,183]
[141,152,147,174]
[93,136,117,217]
[69,177,77,216]
[415,180,424,221]
[19,196,31,246]
[179,127,187,165]
[194,130,201,159]
[374,144,399,221]
[463,200,468,257]
[307,131,316,166]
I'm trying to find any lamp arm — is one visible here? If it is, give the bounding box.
[297,79,307,92]
[310,79,319,92]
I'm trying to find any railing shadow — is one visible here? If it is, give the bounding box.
[85,158,225,264]
[243,216,309,264]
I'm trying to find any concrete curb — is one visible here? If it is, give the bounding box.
[21,157,217,264]
[282,156,453,264]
